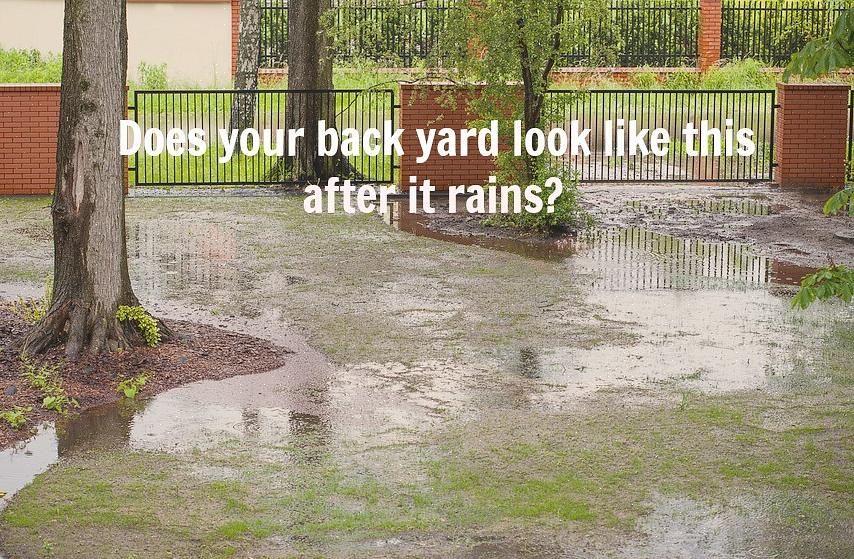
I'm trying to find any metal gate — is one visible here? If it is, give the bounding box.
[545,89,776,183]
[128,88,396,187]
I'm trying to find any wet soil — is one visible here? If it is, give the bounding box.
[0,306,290,450]
[0,194,851,559]
[413,184,854,269]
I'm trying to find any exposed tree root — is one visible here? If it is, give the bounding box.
[18,300,173,360]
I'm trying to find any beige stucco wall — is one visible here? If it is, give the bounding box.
[0,0,232,86]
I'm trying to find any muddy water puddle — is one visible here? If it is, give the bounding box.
[1,196,846,514]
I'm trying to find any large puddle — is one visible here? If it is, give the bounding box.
[1,194,848,517]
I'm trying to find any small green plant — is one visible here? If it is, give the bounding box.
[20,355,78,417]
[135,61,168,90]
[8,278,52,324]
[116,305,161,347]
[0,406,32,430]
[117,373,149,400]
[792,186,854,309]
[20,354,58,391]
[41,393,78,416]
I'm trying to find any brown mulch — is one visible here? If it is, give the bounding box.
[0,305,291,450]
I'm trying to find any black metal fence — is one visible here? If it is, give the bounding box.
[261,0,455,68]
[129,89,396,187]
[721,0,854,66]
[544,89,776,182]
[566,0,699,67]
[260,0,854,69]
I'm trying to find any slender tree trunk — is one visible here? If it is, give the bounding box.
[266,0,361,183]
[230,0,262,132]
[21,0,164,359]
[284,0,335,181]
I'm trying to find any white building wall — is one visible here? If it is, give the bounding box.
[0,0,232,86]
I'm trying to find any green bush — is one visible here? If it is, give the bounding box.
[700,59,776,90]
[135,62,169,90]
[0,47,62,82]
[486,161,592,234]
[0,406,31,430]
[116,305,161,347]
[117,373,149,400]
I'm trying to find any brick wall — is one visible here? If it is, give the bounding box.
[698,0,722,72]
[399,83,498,190]
[774,82,850,190]
[231,0,240,78]
[0,84,61,195]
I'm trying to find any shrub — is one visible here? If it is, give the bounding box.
[116,305,161,347]
[701,59,775,90]
[8,278,52,324]
[486,160,592,234]
[20,355,78,417]
[0,47,62,83]
[135,62,168,90]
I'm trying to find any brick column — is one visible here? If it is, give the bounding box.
[0,85,61,195]
[231,0,240,80]
[399,84,498,191]
[698,0,722,72]
[774,83,850,190]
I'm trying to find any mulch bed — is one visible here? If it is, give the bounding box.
[0,305,291,450]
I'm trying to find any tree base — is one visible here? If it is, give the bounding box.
[19,301,173,359]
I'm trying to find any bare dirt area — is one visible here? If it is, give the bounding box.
[413,183,854,270]
[584,183,854,268]
[0,306,290,449]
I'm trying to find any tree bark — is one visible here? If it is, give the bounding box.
[20,0,163,359]
[230,0,262,132]
[284,0,335,181]
[266,0,362,183]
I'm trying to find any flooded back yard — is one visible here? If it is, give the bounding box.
[0,185,851,558]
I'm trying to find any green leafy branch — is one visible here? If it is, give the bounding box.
[116,305,161,347]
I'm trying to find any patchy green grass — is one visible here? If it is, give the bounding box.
[2,383,851,558]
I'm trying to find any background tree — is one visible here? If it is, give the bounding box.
[230,0,262,132]
[442,0,606,231]
[21,0,165,357]
[785,9,854,309]
[284,0,336,180]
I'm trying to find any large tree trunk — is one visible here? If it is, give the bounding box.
[285,0,335,181]
[21,0,161,359]
[230,0,262,132]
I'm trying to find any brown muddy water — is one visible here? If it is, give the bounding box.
[0,192,851,558]
[2,198,841,501]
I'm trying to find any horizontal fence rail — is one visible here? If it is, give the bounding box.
[721,0,854,66]
[544,89,776,182]
[129,89,396,187]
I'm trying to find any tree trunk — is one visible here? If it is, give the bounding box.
[266,0,361,183]
[283,0,335,181]
[230,0,262,132]
[21,0,163,359]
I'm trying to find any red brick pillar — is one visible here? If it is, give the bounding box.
[398,83,498,191]
[774,83,850,190]
[698,0,722,72]
[231,0,240,79]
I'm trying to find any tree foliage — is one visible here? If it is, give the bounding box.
[438,0,606,232]
[784,9,854,309]
[783,8,854,81]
